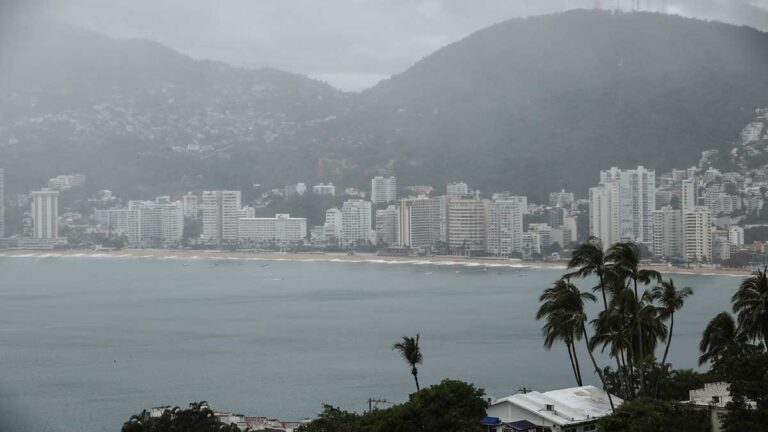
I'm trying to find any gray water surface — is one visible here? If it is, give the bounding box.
[0,257,737,431]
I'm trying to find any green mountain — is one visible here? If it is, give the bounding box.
[2,10,768,200]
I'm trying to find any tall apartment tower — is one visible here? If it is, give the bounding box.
[0,168,4,237]
[652,206,683,258]
[446,182,469,199]
[486,199,524,256]
[183,193,199,218]
[597,166,656,245]
[589,182,621,249]
[397,196,442,249]
[31,188,59,239]
[340,200,372,248]
[371,176,397,204]
[201,191,242,246]
[683,206,713,262]
[681,179,697,214]
[447,198,488,254]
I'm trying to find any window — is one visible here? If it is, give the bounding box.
[564,428,576,432]
[584,424,596,431]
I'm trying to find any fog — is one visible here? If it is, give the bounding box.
[3,0,768,90]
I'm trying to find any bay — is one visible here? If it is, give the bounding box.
[0,257,737,431]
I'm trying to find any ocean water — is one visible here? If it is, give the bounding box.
[0,256,737,431]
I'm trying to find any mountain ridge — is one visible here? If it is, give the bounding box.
[2,10,768,200]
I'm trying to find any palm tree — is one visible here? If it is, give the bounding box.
[606,242,661,394]
[392,334,423,392]
[566,237,610,309]
[537,289,585,386]
[652,279,693,365]
[699,312,746,365]
[537,279,614,410]
[732,267,768,348]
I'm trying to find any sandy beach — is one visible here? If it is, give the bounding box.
[0,248,752,276]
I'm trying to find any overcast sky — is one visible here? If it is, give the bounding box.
[7,0,768,91]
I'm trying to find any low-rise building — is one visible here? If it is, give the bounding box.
[487,386,621,432]
[237,214,307,245]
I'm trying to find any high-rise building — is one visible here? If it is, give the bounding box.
[375,205,399,246]
[599,166,656,244]
[549,189,575,208]
[548,207,567,228]
[652,206,683,258]
[589,182,620,249]
[323,208,342,244]
[728,226,745,247]
[371,176,397,204]
[0,168,4,238]
[681,179,697,214]
[183,193,199,218]
[446,182,469,199]
[683,206,712,262]
[397,196,442,249]
[31,188,59,239]
[486,199,524,256]
[447,198,488,254]
[202,191,242,246]
[237,214,307,244]
[340,200,372,248]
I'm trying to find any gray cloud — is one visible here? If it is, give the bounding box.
[7,0,768,91]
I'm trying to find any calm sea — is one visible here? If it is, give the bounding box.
[0,256,737,431]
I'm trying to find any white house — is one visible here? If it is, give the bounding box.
[486,386,622,432]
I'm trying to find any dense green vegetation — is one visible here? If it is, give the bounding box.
[535,236,768,431]
[122,402,240,432]
[296,380,487,432]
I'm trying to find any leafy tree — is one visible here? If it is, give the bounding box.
[699,312,746,366]
[298,380,487,432]
[122,401,241,432]
[597,398,711,432]
[712,347,768,432]
[392,334,423,392]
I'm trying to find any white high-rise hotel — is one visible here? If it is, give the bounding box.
[486,199,524,256]
[340,200,372,248]
[202,191,242,246]
[590,166,656,249]
[397,196,441,249]
[371,176,397,204]
[31,188,59,239]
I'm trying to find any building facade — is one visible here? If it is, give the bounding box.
[371,176,397,204]
[397,196,442,249]
[684,206,713,262]
[652,206,683,259]
[340,200,372,248]
[31,188,59,239]
[486,199,524,256]
[446,198,488,254]
[201,191,242,246]
[237,214,307,244]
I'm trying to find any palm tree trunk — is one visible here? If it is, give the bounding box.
[661,313,674,365]
[572,343,584,386]
[581,322,615,411]
[599,273,608,310]
[633,277,645,395]
[566,343,580,386]
[412,368,420,392]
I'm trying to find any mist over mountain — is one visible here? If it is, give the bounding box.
[2,10,768,199]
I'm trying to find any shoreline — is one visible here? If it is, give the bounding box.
[0,248,751,276]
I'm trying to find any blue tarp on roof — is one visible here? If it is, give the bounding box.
[508,419,539,431]
[481,416,501,425]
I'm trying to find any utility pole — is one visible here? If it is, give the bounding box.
[367,398,389,414]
